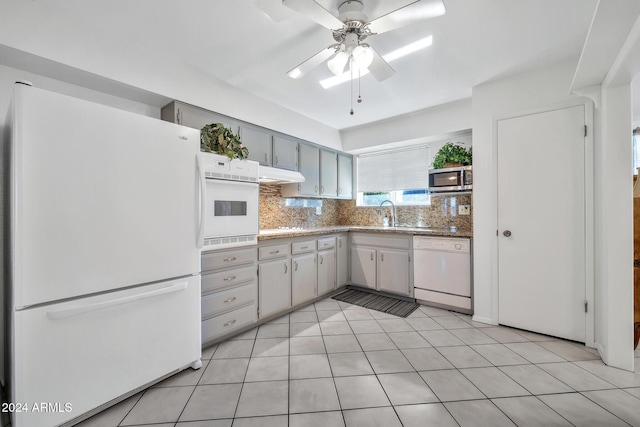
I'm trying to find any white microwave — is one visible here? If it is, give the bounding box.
[428,165,472,193]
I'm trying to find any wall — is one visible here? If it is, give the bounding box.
[259,184,472,232]
[0,64,161,123]
[341,98,472,153]
[0,2,342,150]
[472,59,586,324]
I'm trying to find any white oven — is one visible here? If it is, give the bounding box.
[197,152,259,250]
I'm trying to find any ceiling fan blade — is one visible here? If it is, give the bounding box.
[368,0,446,34]
[287,46,336,79]
[255,0,293,22]
[367,47,395,81]
[282,0,345,30]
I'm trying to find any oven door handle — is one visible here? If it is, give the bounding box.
[196,155,206,249]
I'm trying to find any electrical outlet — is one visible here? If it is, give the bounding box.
[316,206,322,215]
[458,205,470,215]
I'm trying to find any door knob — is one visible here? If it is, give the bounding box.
[503,230,512,237]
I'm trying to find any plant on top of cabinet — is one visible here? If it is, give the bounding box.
[201,123,249,159]
[431,142,472,169]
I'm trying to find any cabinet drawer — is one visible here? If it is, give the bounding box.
[202,266,257,294]
[202,303,257,344]
[259,243,289,260]
[317,237,336,250]
[202,283,256,319]
[292,239,316,254]
[351,233,411,250]
[202,247,256,272]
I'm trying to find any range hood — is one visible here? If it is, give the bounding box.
[258,165,305,183]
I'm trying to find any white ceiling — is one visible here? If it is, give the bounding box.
[34,0,598,130]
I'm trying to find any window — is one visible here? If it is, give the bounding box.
[356,146,431,206]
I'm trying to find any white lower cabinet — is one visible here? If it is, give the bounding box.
[200,247,258,346]
[337,235,349,287]
[258,259,291,318]
[350,247,377,289]
[378,249,411,295]
[292,253,317,305]
[318,249,336,295]
[350,233,412,297]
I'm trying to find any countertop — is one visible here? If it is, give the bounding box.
[258,225,473,240]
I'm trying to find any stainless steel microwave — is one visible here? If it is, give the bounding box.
[428,165,472,193]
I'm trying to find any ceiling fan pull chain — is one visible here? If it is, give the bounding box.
[350,58,354,115]
[357,68,363,104]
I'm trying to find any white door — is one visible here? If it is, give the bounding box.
[497,105,586,342]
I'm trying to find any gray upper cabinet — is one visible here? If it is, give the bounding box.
[239,125,272,166]
[320,149,338,197]
[288,143,320,196]
[337,153,353,199]
[161,101,236,132]
[272,135,298,171]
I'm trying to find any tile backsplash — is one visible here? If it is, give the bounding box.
[259,184,473,232]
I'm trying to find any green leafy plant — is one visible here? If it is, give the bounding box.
[431,142,472,169]
[200,123,249,160]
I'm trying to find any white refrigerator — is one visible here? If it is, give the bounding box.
[4,83,202,427]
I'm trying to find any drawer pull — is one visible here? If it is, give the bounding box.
[223,257,237,262]
[223,275,236,282]
[223,297,237,303]
[300,245,308,249]
[223,319,236,327]
[270,250,280,255]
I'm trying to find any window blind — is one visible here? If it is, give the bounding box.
[357,146,430,193]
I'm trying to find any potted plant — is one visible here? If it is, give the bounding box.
[201,123,249,160]
[431,142,472,169]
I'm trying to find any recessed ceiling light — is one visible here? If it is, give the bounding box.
[319,36,433,89]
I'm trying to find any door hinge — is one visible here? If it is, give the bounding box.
[584,125,587,137]
[584,300,588,313]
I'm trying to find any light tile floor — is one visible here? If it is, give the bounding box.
[78,297,640,427]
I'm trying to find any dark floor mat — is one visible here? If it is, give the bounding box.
[332,289,420,318]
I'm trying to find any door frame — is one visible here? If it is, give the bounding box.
[492,99,595,347]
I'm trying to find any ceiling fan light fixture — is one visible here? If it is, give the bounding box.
[328,51,350,75]
[287,67,303,79]
[352,45,374,70]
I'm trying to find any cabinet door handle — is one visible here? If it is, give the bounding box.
[314,185,318,194]
[223,275,236,282]
[264,153,268,163]
[223,319,236,327]
[339,240,342,248]
[338,187,342,195]
[381,253,385,262]
[294,261,298,271]
[270,249,280,255]
[320,185,324,194]
[275,155,279,165]
[370,252,374,261]
[320,256,324,265]
[284,263,288,274]
[223,297,237,303]
[223,257,237,262]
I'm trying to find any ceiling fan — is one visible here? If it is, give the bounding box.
[282,0,446,82]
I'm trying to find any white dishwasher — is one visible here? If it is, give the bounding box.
[413,236,472,314]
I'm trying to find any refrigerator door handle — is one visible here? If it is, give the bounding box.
[46,282,189,320]
[196,155,206,248]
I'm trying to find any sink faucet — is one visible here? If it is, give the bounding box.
[378,200,397,227]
